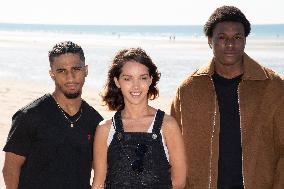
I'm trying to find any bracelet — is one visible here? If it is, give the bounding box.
[93,184,104,189]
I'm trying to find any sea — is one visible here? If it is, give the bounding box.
[0,23,284,98]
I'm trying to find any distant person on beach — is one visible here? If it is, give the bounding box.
[2,41,103,189]
[92,47,186,189]
[171,5,284,189]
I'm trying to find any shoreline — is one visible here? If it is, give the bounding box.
[1,30,284,46]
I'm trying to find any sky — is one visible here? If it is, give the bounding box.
[0,0,283,25]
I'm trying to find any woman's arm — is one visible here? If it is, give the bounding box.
[163,115,187,189]
[92,120,112,189]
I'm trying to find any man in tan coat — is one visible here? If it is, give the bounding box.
[171,5,284,189]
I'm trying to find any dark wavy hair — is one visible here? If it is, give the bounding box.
[48,41,85,66]
[204,5,251,37]
[102,47,161,111]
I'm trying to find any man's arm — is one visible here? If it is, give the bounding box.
[3,152,26,189]
[273,95,284,189]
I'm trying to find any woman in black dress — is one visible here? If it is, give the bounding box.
[92,48,186,189]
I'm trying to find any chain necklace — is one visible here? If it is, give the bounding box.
[54,98,83,128]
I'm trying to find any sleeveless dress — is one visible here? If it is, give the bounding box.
[105,109,172,189]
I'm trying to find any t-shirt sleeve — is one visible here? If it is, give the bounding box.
[91,112,103,134]
[3,111,33,157]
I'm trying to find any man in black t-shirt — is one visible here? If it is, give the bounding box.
[2,41,103,189]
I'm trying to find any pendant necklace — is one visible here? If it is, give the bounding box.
[54,98,83,127]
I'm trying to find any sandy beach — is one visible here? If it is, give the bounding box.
[0,26,284,188]
[0,32,193,188]
[0,78,171,188]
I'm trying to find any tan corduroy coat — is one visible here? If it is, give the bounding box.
[171,54,284,189]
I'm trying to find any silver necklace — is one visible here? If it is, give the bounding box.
[54,98,83,128]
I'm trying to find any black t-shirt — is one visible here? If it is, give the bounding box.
[212,73,244,189]
[3,94,103,189]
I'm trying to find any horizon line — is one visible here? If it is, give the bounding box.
[0,22,284,26]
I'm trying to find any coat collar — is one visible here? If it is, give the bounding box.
[192,53,269,80]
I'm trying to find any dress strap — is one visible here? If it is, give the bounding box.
[113,111,124,132]
[152,109,165,134]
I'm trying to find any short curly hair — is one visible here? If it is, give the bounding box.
[204,5,251,37]
[102,47,161,111]
[48,41,85,66]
